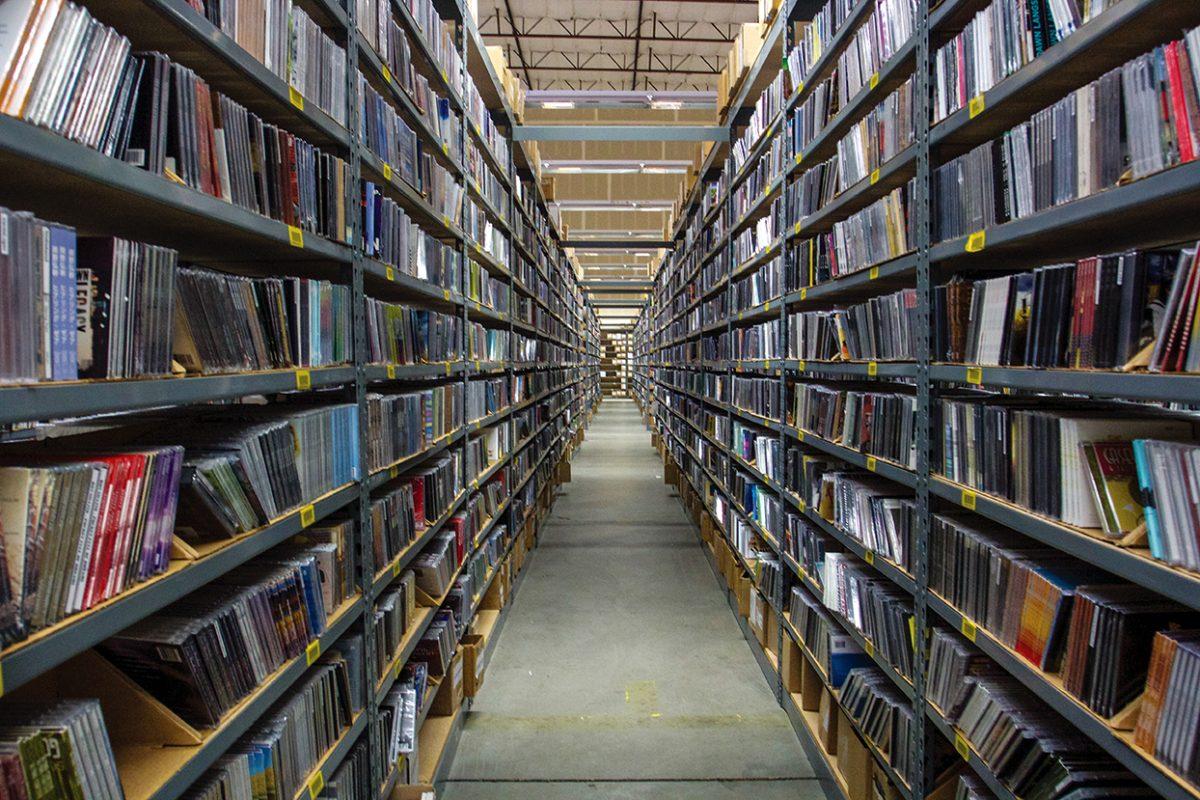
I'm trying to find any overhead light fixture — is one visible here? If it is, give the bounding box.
[650,100,684,110]
[541,101,576,109]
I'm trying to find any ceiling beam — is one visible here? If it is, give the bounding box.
[630,0,645,90]
[501,0,533,86]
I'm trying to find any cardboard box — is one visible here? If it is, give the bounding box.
[817,689,838,754]
[800,657,823,712]
[836,710,871,800]
[431,651,464,716]
[462,634,486,698]
[871,762,904,800]
[758,0,782,23]
[781,633,803,693]
[764,605,779,657]
[736,575,751,619]
[389,784,435,800]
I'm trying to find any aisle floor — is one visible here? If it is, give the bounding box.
[442,400,823,799]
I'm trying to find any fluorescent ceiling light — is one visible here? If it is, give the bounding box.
[650,100,684,110]
[541,101,576,109]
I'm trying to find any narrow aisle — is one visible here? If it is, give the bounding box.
[442,400,823,799]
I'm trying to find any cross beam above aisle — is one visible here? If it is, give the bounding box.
[513,125,727,141]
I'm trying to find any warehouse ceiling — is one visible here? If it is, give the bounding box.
[475,0,758,91]
[475,0,762,329]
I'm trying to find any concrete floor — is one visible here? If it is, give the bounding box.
[441,400,823,799]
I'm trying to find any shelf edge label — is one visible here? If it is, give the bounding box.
[305,639,321,665]
[307,772,324,799]
[965,366,983,385]
[968,93,985,119]
[300,504,316,527]
[867,361,878,377]
[870,168,880,186]
[961,489,977,510]
[965,230,986,253]
[960,616,978,642]
[295,369,312,390]
[954,732,970,761]
[288,86,304,110]
[288,225,305,248]
[866,456,877,472]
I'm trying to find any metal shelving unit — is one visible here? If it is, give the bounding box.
[632,1,1200,800]
[0,0,601,796]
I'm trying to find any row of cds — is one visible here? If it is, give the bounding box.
[366,384,464,473]
[933,0,1108,123]
[100,544,341,727]
[0,403,359,645]
[933,29,1200,242]
[185,635,363,800]
[1,4,352,239]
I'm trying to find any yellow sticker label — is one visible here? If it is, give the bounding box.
[295,369,311,390]
[386,364,396,379]
[288,86,304,110]
[382,65,392,84]
[288,226,304,248]
[300,504,316,527]
[966,230,987,253]
[764,360,772,370]
[961,616,978,642]
[392,559,401,577]
[764,302,771,312]
[443,289,451,300]
[442,142,449,155]
[800,288,808,300]
[383,162,392,181]
[909,617,917,650]
[389,465,399,479]
[799,498,807,512]
[866,456,877,472]
[864,549,875,565]
[795,152,804,166]
[869,266,880,280]
[870,168,880,185]
[797,430,805,442]
[798,360,806,371]
[793,221,803,235]
[867,361,878,377]
[307,772,324,799]
[443,215,452,228]
[869,72,879,90]
[445,362,452,375]
[962,489,977,510]
[385,266,395,281]
[305,639,321,665]
[475,360,481,370]
[864,639,875,658]
[955,732,971,761]
[969,93,986,119]
[966,366,983,385]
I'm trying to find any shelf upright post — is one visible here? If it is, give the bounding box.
[912,0,933,795]
[455,11,470,554]
[773,0,796,707]
[344,0,383,779]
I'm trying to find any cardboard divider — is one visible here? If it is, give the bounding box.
[21,649,203,746]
